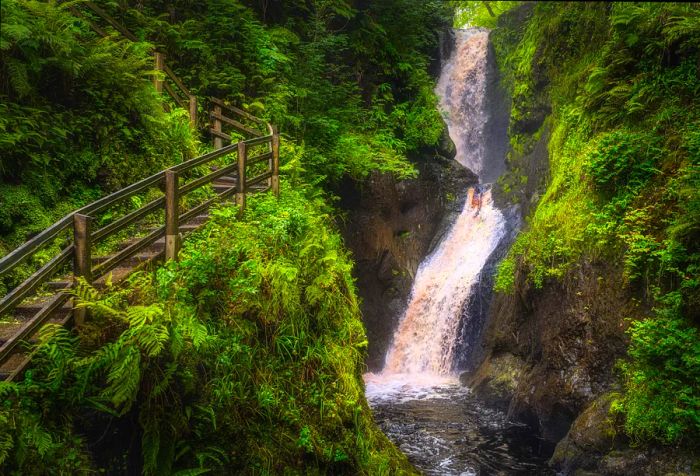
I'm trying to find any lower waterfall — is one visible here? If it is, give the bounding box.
[382,186,505,375]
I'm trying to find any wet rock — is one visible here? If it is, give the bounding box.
[550,392,620,473]
[462,352,526,412]
[596,447,700,476]
[470,260,639,454]
[599,450,649,475]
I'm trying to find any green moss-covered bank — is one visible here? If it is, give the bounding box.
[465,2,700,474]
[0,189,415,475]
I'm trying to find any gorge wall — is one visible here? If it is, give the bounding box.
[465,3,700,475]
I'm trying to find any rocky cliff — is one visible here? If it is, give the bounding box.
[338,144,474,371]
[465,3,700,475]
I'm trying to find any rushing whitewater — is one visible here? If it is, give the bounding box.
[383,188,505,374]
[435,28,504,182]
[380,29,506,376]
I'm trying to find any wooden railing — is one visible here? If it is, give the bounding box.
[66,2,273,148]
[0,1,282,381]
[0,119,280,378]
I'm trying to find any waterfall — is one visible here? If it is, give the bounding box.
[380,29,507,377]
[362,29,536,476]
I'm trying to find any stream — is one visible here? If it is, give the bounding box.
[365,375,553,475]
[363,29,553,475]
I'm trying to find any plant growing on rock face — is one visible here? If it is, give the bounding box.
[490,1,700,446]
[613,292,700,445]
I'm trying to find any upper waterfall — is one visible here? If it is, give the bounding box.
[435,29,505,184]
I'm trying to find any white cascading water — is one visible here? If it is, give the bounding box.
[371,28,506,381]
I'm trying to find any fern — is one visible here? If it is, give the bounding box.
[104,344,141,411]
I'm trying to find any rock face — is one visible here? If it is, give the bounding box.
[465,250,700,474]
[338,28,476,372]
[338,151,474,371]
[466,261,636,447]
[551,393,700,475]
[464,5,700,474]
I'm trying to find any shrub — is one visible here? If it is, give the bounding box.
[585,130,662,195]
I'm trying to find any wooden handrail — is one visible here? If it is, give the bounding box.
[68,2,196,123]
[209,97,267,126]
[163,65,192,98]
[0,218,72,276]
[0,133,280,379]
[0,246,73,317]
[82,1,139,42]
[0,133,270,283]
[210,111,262,138]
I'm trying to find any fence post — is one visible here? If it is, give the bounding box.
[271,126,280,198]
[165,170,180,261]
[188,95,197,127]
[73,214,92,327]
[237,141,247,215]
[213,104,223,150]
[153,52,165,94]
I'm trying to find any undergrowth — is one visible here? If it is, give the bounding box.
[0,0,198,251]
[492,2,700,445]
[0,189,414,475]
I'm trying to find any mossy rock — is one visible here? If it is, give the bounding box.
[550,392,618,472]
[463,352,527,410]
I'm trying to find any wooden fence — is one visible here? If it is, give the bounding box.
[0,115,280,380]
[68,1,199,124]
[0,0,283,381]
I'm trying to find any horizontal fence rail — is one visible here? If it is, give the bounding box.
[66,1,198,124]
[1,0,282,382]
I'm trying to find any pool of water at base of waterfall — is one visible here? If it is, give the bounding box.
[364,374,556,476]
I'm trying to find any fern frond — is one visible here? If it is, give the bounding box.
[28,423,54,457]
[126,304,164,329]
[177,317,208,350]
[130,324,169,358]
[103,345,141,411]
[0,429,13,465]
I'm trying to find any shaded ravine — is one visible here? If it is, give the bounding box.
[364,29,550,475]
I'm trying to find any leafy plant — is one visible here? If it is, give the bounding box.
[0,190,412,474]
[491,2,700,445]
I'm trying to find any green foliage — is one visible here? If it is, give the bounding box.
[0,0,198,250]
[493,254,516,294]
[94,0,450,185]
[453,1,520,29]
[0,0,453,471]
[0,189,412,474]
[491,2,700,445]
[613,293,700,445]
[585,130,661,195]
